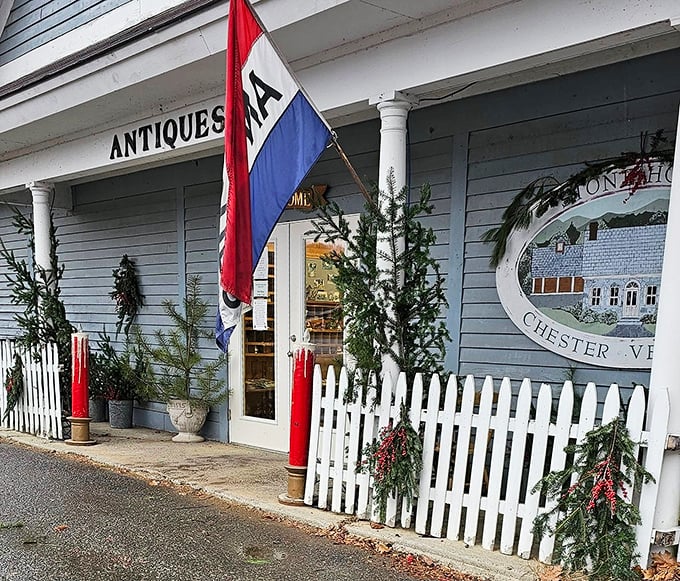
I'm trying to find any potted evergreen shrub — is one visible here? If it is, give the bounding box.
[88,351,108,422]
[96,332,151,429]
[137,275,227,442]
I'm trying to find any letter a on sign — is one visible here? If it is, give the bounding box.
[216,0,332,351]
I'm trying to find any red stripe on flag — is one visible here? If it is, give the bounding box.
[220,0,262,303]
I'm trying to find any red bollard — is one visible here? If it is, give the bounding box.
[66,331,96,446]
[279,340,315,505]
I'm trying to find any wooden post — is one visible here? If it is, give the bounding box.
[647,104,680,548]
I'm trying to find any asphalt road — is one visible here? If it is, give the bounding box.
[0,441,420,581]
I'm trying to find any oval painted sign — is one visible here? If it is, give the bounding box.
[496,162,672,369]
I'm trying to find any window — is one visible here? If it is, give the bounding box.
[590,287,601,306]
[609,286,619,306]
[544,278,557,293]
[646,285,658,306]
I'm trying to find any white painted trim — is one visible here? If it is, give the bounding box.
[298,0,679,113]
[0,0,11,38]
[0,0,188,84]
[0,94,224,193]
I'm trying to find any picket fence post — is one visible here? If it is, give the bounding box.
[0,340,62,439]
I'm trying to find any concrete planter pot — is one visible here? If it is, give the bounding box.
[89,397,107,422]
[108,399,133,429]
[167,399,208,443]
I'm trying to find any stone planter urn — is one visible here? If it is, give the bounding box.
[108,399,133,429]
[167,399,208,443]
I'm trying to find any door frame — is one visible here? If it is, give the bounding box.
[228,215,358,451]
[228,223,291,451]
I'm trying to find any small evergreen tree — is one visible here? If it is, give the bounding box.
[309,172,450,391]
[0,208,75,413]
[136,275,227,407]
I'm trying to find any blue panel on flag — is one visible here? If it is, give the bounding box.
[248,92,330,264]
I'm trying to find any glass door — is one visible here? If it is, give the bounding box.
[228,217,357,451]
[228,224,290,451]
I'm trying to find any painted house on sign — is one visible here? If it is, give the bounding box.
[581,223,664,325]
[530,221,665,332]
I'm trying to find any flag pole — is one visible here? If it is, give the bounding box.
[331,137,376,209]
[242,0,375,209]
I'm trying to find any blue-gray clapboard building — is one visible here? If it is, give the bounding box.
[0,0,678,447]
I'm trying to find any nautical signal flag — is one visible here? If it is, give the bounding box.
[216,0,332,351]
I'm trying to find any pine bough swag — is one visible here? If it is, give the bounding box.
[357,403,423,522]
[532,417,654,580]
[110,254,144,337]
[3,353,24,421]
[483,130,674,267]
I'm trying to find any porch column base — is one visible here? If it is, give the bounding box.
[65,416,97,446]
[278,464,307,505]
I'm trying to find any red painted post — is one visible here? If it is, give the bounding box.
[71,332,89,418]
[289,344,315,467]
[66,331,96,446]
[279,339,315,505]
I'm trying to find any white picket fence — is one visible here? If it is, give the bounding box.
[304,367,668,565]
[0,341,63,439]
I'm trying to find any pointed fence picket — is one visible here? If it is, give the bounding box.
[0,341,62,440]
[305,367,667,566]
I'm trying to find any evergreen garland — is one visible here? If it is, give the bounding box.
[109,254,144,337]
[309,172,450,392]
[532,417,654,580]
[357,402,423,522]
[483,130,674,267]
[2,353,24,421]
[0,208,75,415]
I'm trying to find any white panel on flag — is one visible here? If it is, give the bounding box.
[242,35,299,171]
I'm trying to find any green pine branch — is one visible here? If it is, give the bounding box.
[532,417,654,580]
[136,275,227,407]
[310,170,450,400]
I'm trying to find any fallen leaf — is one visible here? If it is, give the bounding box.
[376,542,391,554]
[54,524,69,532]
[370,522,384,529]
[537,564,563,581]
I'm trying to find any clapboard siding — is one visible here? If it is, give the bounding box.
[182,179,225,441]
[60,186,178,337]
[0,0,132,65]
[0,204,30,338]
[61,156,232,439]
[458,58,680,386]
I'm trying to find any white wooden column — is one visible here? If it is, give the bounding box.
[27,181,54,285]
[370,91,417,381]
[648,106,680,538]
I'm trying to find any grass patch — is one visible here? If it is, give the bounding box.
[539,308,616,335]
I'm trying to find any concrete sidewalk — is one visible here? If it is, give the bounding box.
[0,424,536,581]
